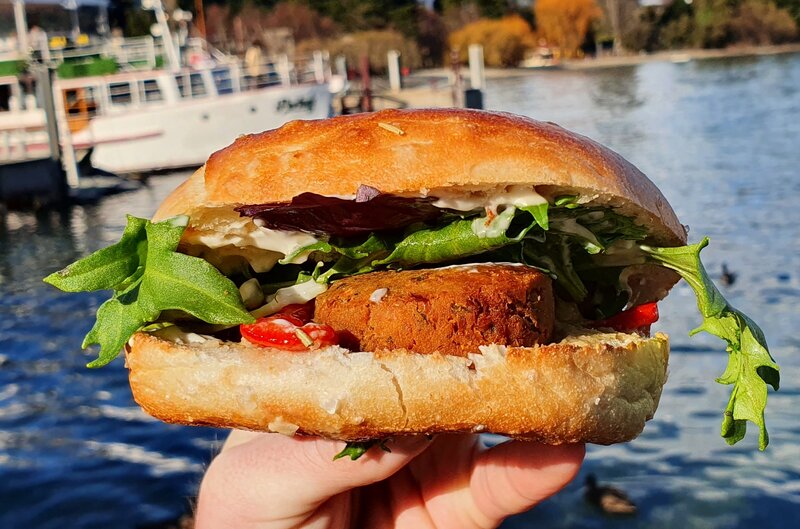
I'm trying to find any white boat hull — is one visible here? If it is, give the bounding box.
[77,84,331,174]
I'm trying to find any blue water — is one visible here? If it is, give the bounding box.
[1,52,799,527]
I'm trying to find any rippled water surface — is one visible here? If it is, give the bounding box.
[2,53,799,527]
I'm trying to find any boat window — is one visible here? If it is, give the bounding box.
[190,73,207,98]
[108,81,133,106]
[63,87,100,117]
[0,83,11,111]
[212,67,233,95]
[138,79,163,103]
[175,73,188,98]
[62,86,100,133]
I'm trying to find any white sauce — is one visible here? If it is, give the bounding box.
[471,206,516,238]
[369,288,388,303]
[153,326,214,345]
[185,216,318,272]
[196,220,317,256]
[432,185,547,211]
[431,262,526,271]
[250,280,329,319]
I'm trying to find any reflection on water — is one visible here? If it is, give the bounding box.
[1,53,800,528]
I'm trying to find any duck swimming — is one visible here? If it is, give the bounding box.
[584,474,637,515]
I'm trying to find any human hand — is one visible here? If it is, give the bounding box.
[195,431,584,529]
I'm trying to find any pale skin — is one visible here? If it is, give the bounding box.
[195,431,585,529]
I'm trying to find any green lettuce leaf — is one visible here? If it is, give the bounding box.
[83,281,156,368]
[333,440,391,461]
[47,216,254,367]
[138,221,255,324]
[521,203,549,231]
[373,208,539,268]
[523,236,588,301]
[640,238,779,450]
[43,215,148,292]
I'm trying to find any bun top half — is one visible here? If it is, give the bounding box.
[156,108,686,247]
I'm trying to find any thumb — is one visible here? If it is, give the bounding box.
[195,431,430,528]
[468,441,585,528]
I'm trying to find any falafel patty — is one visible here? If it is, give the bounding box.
[314,264,554,356]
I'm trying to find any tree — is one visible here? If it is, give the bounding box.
[448,15,536,66]
[534,0,602,58]
[265,1,337,41]
[728,0,798,45]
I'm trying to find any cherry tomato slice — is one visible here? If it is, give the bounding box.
[240,312,338,351]
[592,302,659,333]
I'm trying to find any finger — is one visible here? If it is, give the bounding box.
[221,429,262,450]
[468,441,585,528]
[195,433,431,528]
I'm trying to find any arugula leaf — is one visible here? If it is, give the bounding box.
[554,195,580,208]
[373,209,539,268]
[139,221,254,325]
[521,203,549,231]
[46,215,254,368]
[523,236,588,301]
[640,238,779,450]
[333,439,391,461]
[43,216,148,292]
[279,241,332,265]
[83,282,157,368]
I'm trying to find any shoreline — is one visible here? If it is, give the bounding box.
[390,43,800,108]
[560,43,800,70]
[405,43,800,83]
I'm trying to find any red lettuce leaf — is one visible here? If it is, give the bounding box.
[236,186,445,237]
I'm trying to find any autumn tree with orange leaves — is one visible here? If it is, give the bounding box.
[535,0,603,58]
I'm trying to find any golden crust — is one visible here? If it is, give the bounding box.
[126,329,669,445]
[155,109,686,247]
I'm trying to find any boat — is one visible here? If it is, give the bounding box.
[2,0,334,176]
[57,54,333,174]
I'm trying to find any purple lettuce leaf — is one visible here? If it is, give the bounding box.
[236,185,444,237]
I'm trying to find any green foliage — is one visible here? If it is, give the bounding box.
[728,0,799,44]
[775,0,800,25]
[299,29,422,73]
[417,8,449,66]
[306,0,420,35]
[623,0,798,51]
[658,13,694,49]
[0,60,26,77]
[692,0,732,48]
[56,57,119,79]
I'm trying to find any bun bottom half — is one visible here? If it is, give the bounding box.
[126,329,669,445]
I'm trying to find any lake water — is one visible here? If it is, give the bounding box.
[2,52,799,527]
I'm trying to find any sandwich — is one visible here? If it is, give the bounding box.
[44,109,779,459]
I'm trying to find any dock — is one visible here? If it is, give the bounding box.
[0,65,139,209]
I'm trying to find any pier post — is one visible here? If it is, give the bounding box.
[359,55,372,112]
[468,44,485,90]
[313,51,326,84]
[387,50,401,92]
[450,49,463,108]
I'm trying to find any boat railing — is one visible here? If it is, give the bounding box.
[48,36,168,71]
[0,118,50,163]
[231,50,330,90]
